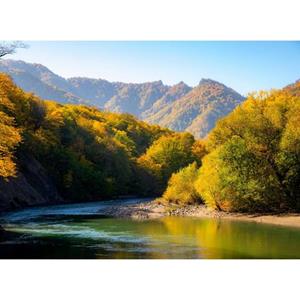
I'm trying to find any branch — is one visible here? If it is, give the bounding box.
[0,41,28,58]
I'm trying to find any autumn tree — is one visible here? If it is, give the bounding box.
[137,132,197,191]
[196,89,300,212]
[0,73,175,200]
[162,162,201,205]
[0,111,21,178]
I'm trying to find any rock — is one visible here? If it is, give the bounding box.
[0,152,63,212]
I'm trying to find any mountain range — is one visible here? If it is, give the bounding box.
[0,59,245,138]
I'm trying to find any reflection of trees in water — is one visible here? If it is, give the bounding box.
[136,217,300,258]
[2,216,300,258]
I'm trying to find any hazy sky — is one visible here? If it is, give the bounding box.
[9,41,300,95]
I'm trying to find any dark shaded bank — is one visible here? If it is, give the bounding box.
[0,225,4,236]
[0,73,190,212]
[0,149,150,213]
[0,224,21,241]
[0,151,152,213]
[0,153,63,212]
[0,154,145,213]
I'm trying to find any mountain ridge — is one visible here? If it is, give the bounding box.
[0,59,246,138]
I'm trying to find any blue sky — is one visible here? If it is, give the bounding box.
[9,41,300,95]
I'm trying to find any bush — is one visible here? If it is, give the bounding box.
[163,162,201,205]
[137,132,197,192]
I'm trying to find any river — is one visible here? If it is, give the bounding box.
[1,198,300,258]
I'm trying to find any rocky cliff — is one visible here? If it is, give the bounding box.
[0,153,63,211]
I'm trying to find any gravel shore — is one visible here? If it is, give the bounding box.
[101,200,300,228]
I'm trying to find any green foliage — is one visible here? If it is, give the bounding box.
[163,162,201,205]
[4,70,300,214]
[196,89,300,212]
[0,73,172,201]
[137,132,197,193]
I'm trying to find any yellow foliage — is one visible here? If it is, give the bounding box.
[194,148,220,209]
[191,139,208,162]
[197,89,300,212]
[163,162,201,204]
[0,73,172,200]
[0,111,21,178]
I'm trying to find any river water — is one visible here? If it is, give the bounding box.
[1,198,300,258]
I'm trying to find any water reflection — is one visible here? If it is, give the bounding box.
[142,217,300,258]
[2,207,300,258]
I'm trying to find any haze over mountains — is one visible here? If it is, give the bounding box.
[0,59,246,138]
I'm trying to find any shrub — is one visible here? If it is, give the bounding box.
[163,162,201,205]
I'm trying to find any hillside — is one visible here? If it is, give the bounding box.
[144,79,245,138]
[0,59,85,104]
[161,81,300,213]
[284,79,300,97]
[0,60,187,111]
[0,59,245,138]
[0,73,201,211]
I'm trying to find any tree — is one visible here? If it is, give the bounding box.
[0,111,21,178]
[196,137,284,212]
[196,89,300,212]
[0,73,174,200]
[191,139,208,163]
[0,41,28,58]
[163,162,201,205]
[137,132,197,192]
[0,74,23,178]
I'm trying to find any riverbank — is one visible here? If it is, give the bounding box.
[101,200,300,228]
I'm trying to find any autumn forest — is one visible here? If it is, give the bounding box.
[0,70,300,214]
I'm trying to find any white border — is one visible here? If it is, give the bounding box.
[0,260,300,300]
[0,0,299,40]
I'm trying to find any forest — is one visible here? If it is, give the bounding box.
[0,73,201,203]
[1,72,300,213]
[163,83,300,212]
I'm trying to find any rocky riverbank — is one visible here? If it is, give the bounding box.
[101,200,300,228]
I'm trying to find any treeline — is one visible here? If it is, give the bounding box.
[162,86,300,212]
[0,73,202,203]
[2,72,300,213]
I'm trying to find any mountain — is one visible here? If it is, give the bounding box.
[67,77,121,108]
[0,73,192,210]
[142,81,192,118]
[0,59,245,138]
[144,79,245,138]
[103,80,169,116]
[0,59,85,104]
[0,60,183,111]
[284,79,300,97]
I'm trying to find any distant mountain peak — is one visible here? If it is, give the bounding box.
[2,59,53,73]
[174,81,189,87]
[198,78,225,86]
[0,59,245,138]
[145,78,245,138]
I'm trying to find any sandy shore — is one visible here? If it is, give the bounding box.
[101,201,300,228]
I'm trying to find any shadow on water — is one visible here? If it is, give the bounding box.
[1,200,300,258]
